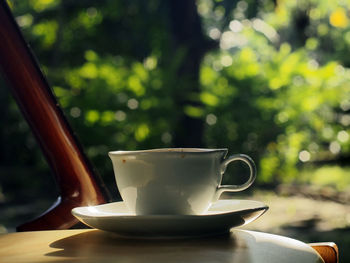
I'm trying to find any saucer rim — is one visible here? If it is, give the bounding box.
[72,199,269,219]
[71,200,269,238]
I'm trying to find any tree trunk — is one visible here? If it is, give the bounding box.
[167,0,217,147]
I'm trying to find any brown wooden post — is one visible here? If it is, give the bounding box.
[309,243,339,263]
[0,0,110,231]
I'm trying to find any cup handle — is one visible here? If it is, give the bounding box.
[214,154,256,201]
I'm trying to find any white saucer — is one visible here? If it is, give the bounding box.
[72,200,268,238]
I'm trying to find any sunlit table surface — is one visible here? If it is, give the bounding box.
[0,229,324,263]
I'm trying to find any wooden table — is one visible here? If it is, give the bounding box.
[0,229,325,263]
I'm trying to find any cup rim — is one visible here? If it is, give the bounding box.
[109,148,228,156]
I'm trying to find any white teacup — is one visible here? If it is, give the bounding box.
[108,148,256,215]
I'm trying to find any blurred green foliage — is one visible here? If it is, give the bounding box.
[299,166,350,191]
[1,0,350,195]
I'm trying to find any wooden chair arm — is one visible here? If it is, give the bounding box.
[309,242,339,263]
[0,1,110,231]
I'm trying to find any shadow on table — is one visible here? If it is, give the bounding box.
[46,229,243,263]
[45,229,322,263]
